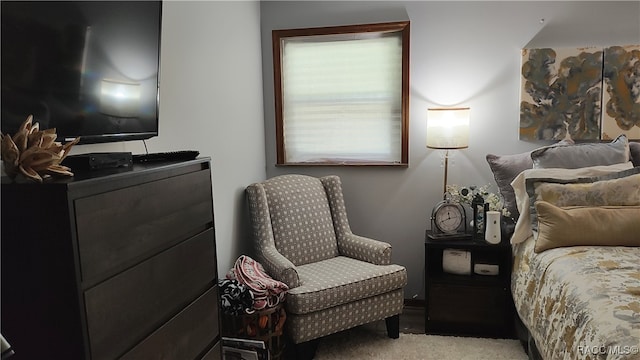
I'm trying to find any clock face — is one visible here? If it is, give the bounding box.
[435,203,463,233]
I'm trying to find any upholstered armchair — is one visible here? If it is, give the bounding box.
[246,174,407,357]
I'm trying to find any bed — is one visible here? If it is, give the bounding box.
[486,136,640,360]
[512,236,640,360]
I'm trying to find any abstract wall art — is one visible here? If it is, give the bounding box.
[519,45,640,141]
[602,45,640,140]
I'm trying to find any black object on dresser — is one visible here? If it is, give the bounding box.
[1,159,222,360]
[424,231,515,339]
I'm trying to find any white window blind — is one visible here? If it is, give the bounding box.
[276,26,407,165]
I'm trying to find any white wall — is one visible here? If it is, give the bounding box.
[58,0,640,299]
[260,1,640,298]
[71,1,266,276]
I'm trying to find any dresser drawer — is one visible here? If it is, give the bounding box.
[121,285,220,360]
[84,228,216,360]
[202,342,222,360]
[75,169,213,284]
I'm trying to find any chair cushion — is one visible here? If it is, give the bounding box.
[285,289,405,344]
[286,256,407,315]
[262,175,339,265]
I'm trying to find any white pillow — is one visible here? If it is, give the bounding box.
[509,162,634,244]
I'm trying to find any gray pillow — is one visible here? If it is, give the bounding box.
[486,139,573,220]
[531,134,630,169]
[486,152,532,219]
[630,141,640,167]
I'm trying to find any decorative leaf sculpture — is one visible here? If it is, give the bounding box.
[1,115,80,182]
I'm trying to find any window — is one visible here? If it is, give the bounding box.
[272,21,410,166]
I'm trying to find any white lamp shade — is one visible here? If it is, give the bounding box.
[426,107,470,149]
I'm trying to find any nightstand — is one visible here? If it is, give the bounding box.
[424,231,515,338]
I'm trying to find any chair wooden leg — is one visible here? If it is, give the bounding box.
[385,314,400,339]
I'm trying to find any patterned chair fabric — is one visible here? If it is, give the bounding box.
[246,174,407,344]
[261,174,339,266]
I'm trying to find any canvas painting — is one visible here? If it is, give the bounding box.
[520,47,603,141]
[601,45,640,140]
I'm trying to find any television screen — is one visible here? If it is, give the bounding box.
[1,1,161,144]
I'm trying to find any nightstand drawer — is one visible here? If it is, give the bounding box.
[428,283,508,326]
[84,228,216,360]
[121,285,220,360]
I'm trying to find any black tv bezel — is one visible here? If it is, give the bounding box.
[1,0,163,146]
[64,131,159,145]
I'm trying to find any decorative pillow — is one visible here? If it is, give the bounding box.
[531,134,629,169]
[630,142,640,167]
[534,201,640,253]
[526,168,640,234]
[509,162,634,244]
[486,139,573,219]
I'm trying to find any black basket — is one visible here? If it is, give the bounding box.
[221,304,286,360]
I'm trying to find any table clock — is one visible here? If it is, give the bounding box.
[429,197,472,240]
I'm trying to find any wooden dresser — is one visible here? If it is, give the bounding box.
[1,158,221,359]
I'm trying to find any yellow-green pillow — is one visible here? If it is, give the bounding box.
[534,201,640,253]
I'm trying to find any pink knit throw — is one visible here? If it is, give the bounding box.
[226,255,288,311]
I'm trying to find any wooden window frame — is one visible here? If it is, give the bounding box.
[272,21,410,166]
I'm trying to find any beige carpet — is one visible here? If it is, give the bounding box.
[314,326,528,360]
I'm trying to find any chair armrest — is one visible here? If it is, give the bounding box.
[246,183,301,288]
[257,246,301,289]
[338,233,392,265]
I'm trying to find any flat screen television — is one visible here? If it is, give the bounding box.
[1,1,162,144]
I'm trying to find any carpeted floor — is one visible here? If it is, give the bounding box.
[314,326,528,360]
[312,306,528,360]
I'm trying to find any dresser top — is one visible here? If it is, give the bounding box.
[2,158,211,197]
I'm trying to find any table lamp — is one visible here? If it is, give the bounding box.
[426,107,470,195]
